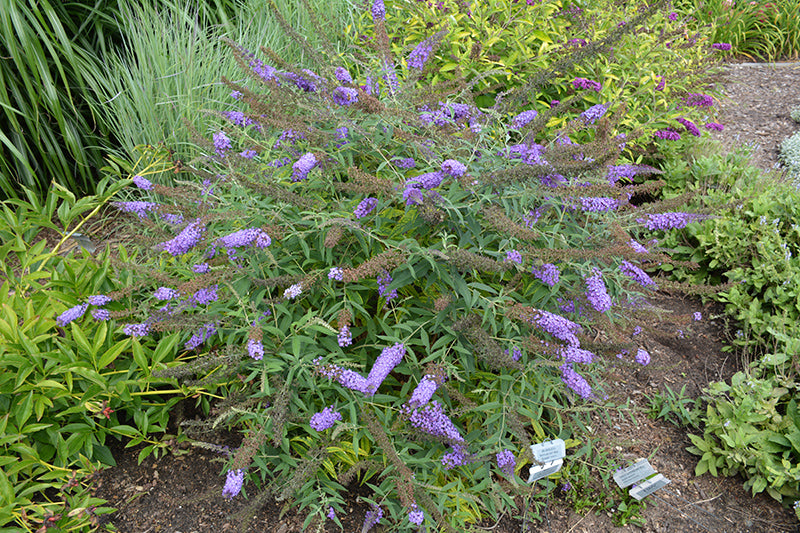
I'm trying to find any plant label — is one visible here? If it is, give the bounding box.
[529,439,566,464]
[629,474,670,500]
[527,459,563,483]
[613,459,656,488]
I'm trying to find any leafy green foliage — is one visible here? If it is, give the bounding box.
[688,371,800,502]
[675,0,800,61]
[362,0,721,150]
[0,177,209,530]
[95,1,718,528]
[645,385,700,428]
[780,131,800,182]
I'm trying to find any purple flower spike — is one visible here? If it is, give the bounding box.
[329,267,344,281]
[705,122,724,131]
[572,77,602,91]
[496,449,516,477]
[309,406,343,431]
[408,505,424,525]
[247,339,264,360]
[362,505,383,532]
[619,260,657,287]
[122,322,150,337]
[409,375,440,407]
[291,153,317,182]
[332,86,359,106]
[654,128,681,141]
[92,309,110,321]
[371,0,385,22]
[337,325,352,347]
[87,294,112,306]
[585,269,612,312]
[404,400,464,443]
[365,342,405,395]
[560,363,592,398]
[157,219,206,256]
[213,131,231,156]
[408,38,435,70]
[354,197,378,218]
[635,348,651,366]
[505,250,522,264]
[441,159,466,177]
[113,201,160,219]
[677,117,701,137]
[532,263,559,287]
[132,175,153,190]
[153,287,179,301]
[334,67,352,84]
[284,284,302,300]
[580,103,608,124]
[512,109,538,129]
[712,43,731,51]
[57,303,88,327]
[222,469,245,499]
[637,212,708,230]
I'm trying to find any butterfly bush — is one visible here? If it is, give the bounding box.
[100,7,717,529]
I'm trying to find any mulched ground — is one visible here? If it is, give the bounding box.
[89,61,800,533]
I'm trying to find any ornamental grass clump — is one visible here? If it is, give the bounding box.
[90,2,717,529]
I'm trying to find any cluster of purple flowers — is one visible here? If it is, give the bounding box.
[693,312,702,321]
[132,175,153,190]
[371,0,385,22]
[247,338,264,360]
[377,270,398,304]
[122,322,150,337]
[560,363,592,398]
[635,348,651,366]
[496,449,516,477]
[354,197,378,218]
[153,287,179,301]
[683,93,714,108]
[334,67,352,84]
[365,343,405,395]
[190,285,218,305]
[328,267,344,281]
[637,212,707,230]
[532,263,560,287]
[392,157,416,168]
[57,303,88,327]
[213,131,231,156]
[512,109,538,129]
[404,400,465,443]
[418,101,477,128]
[222,469,245,499]
[185,322,217,350]
[284,283,303,299]
[526,308,581,346]
[441,159,466,177]
[712,43,732,51]
[505,250,522,264]
[580,103,608,124]
[408,38,434,70]
[572,77,602,91]
[337,325,352,347]
[409,374,442,407]
[314,359,368,394]
[619,261,657,287]
[561,346,595,364]
[210,228,272,259]
[584,269,612,312]
[222,111,258,129]
[158,219,206,257]
[677,117,701,137]
[668,11,678,21]
[291,152,317,181]
[408,504,424,526]
[362,504,383,532]
[578,196,618,213]
[332,86,359,106]
[113,201,160,219]
[309,406,342,431]
[705,122,724,131]
[629,239,649,253]
[654,128,681,141]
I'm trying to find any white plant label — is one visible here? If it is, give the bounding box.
[527,459,563,483]
[613,458,656,488]
[629,474,671,500]
[529,439,566,464]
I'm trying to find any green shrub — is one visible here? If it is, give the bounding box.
[689,371,800,502]
[674,0,800,61]
[0,174,212,530]
[780,131,800,181]
[360,0,723,151]
[91,2,717,528]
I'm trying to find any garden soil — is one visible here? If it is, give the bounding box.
[91,62,800,533]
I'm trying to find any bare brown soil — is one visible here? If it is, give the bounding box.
[90,62,800,533]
